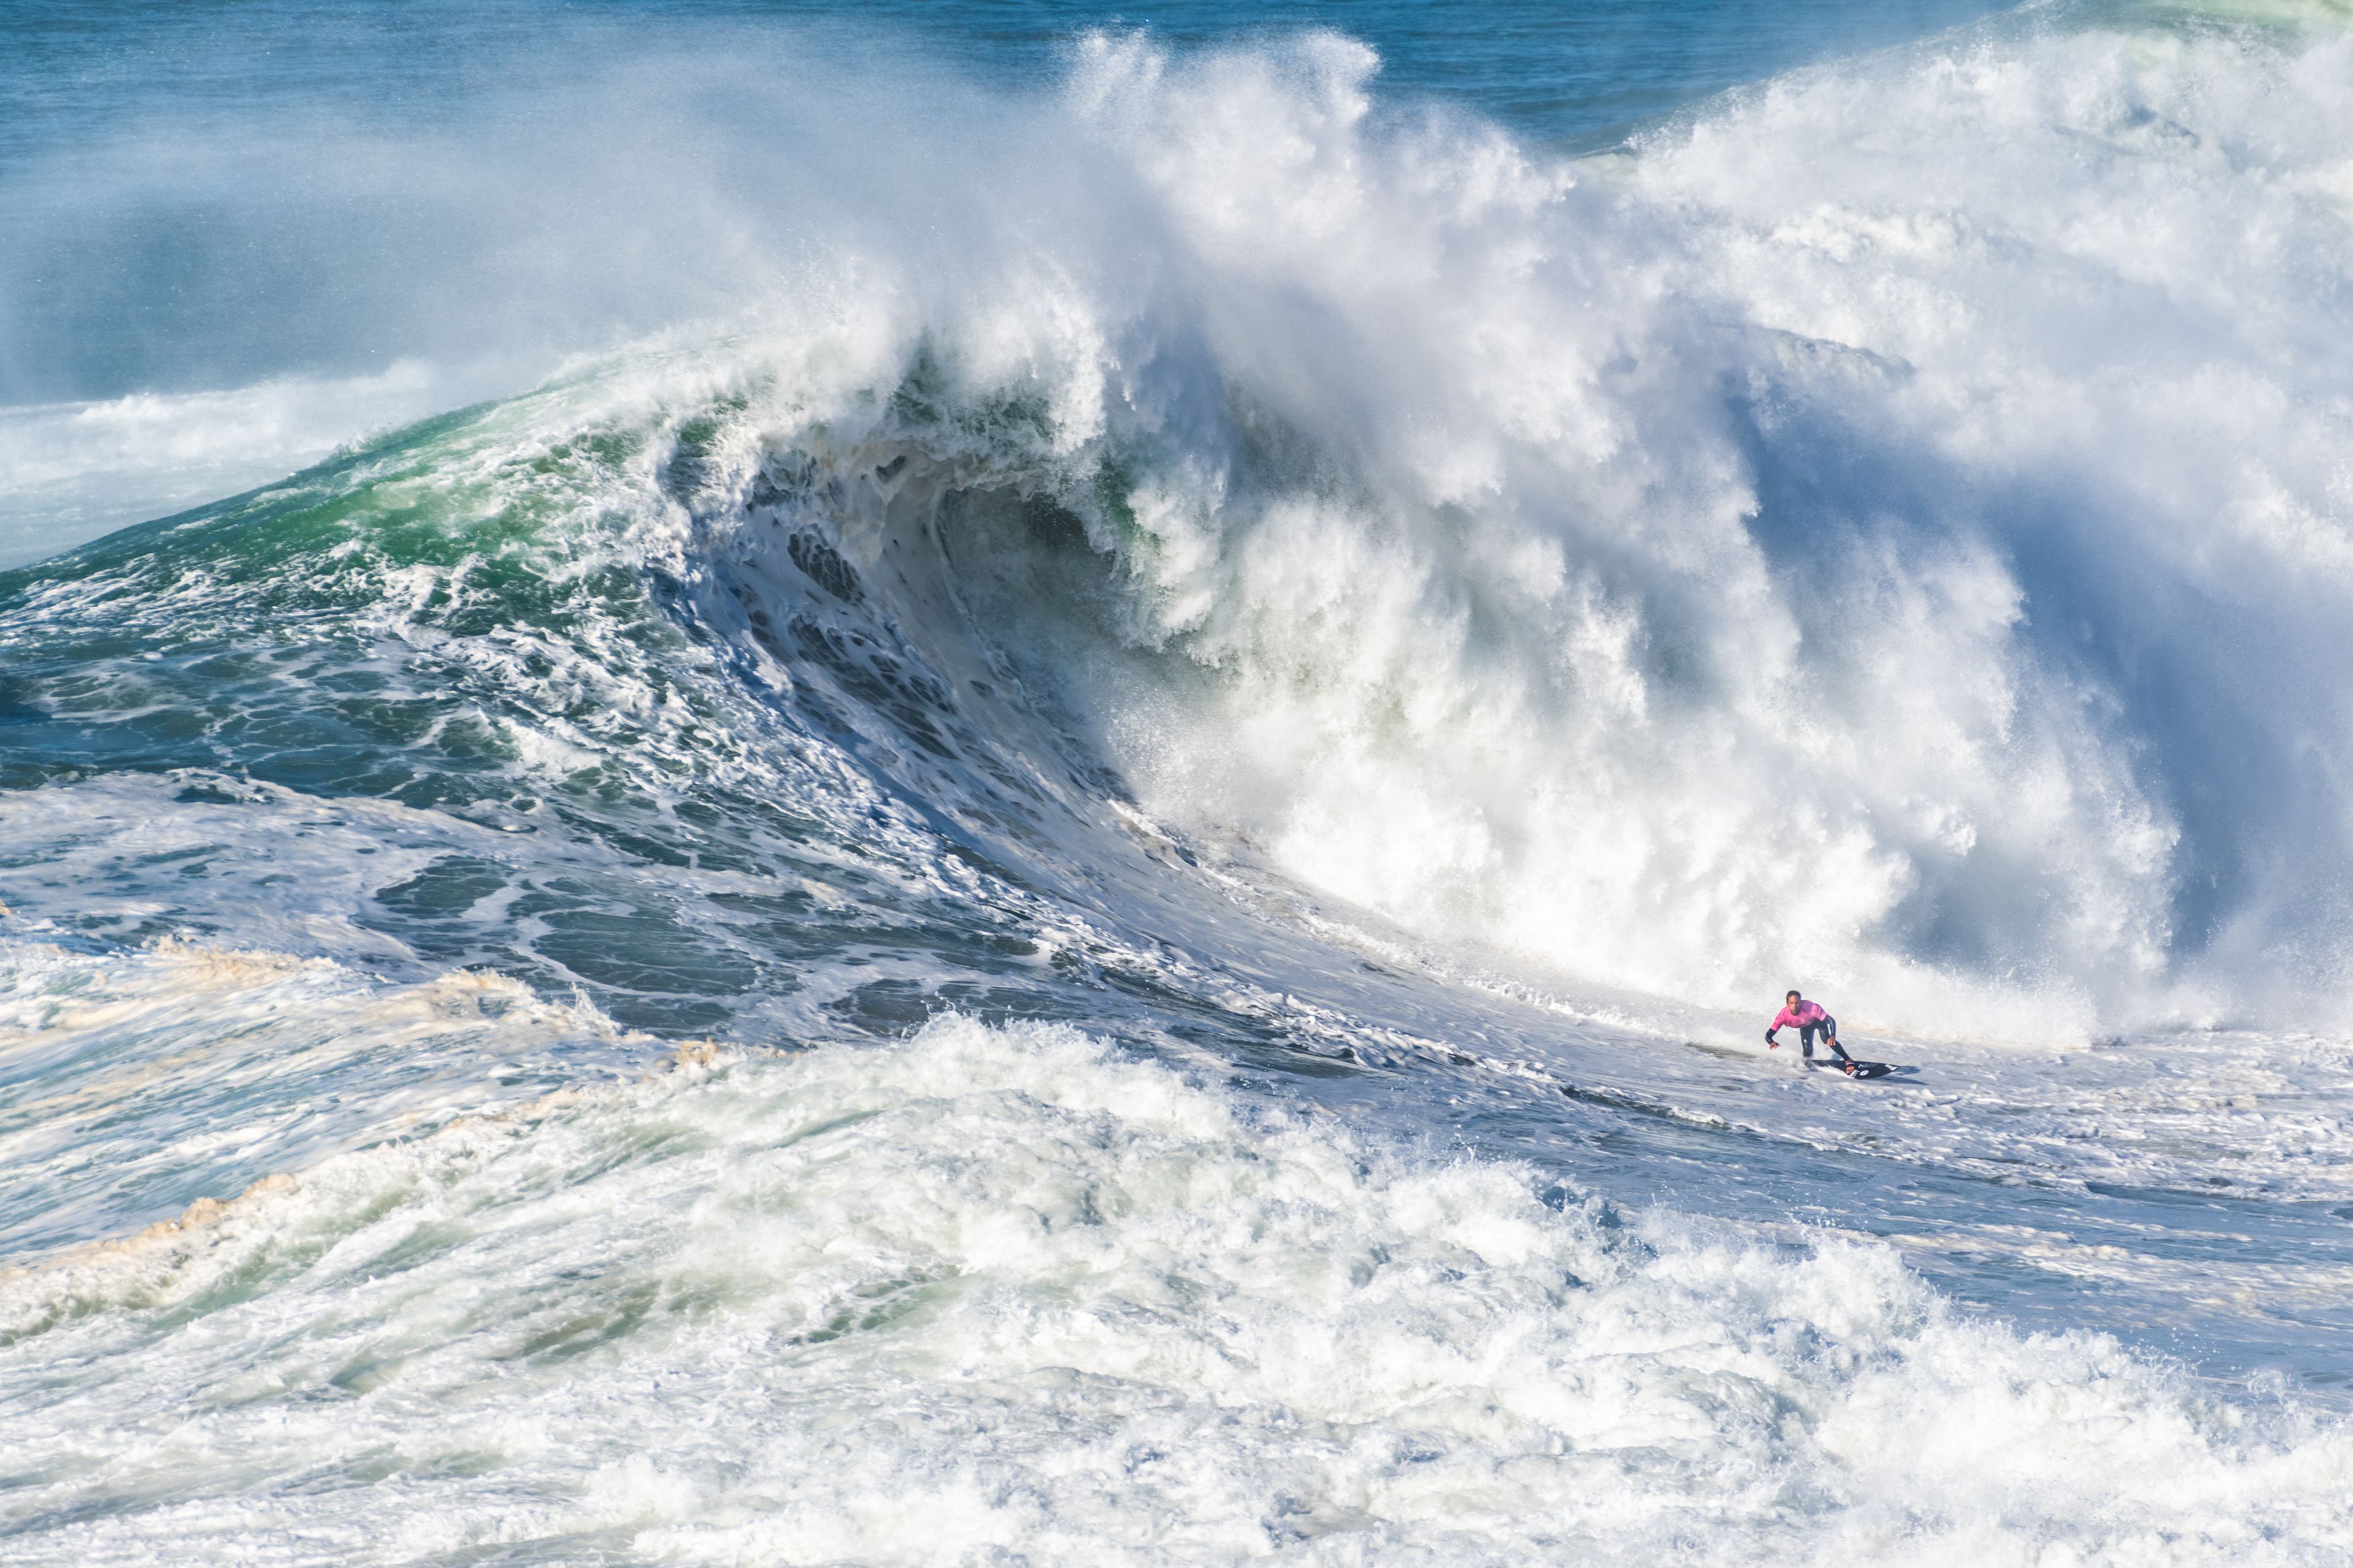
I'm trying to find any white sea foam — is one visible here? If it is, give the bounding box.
[0,922,647,1264]
[1,1014,2344,1563]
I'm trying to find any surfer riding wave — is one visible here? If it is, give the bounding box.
[1766,991,1856,1072]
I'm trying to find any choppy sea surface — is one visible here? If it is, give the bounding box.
[5,1,2353,1561]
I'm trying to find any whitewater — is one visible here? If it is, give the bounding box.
[4,0,2353,1561]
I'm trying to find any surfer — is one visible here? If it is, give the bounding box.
[1765,991,1858,1072]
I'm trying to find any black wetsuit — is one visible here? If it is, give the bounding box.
[1796,1015,1846,1061]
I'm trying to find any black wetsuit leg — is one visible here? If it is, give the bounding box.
[1798,1018,1853,1062]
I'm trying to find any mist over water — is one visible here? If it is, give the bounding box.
[5,1,2353,1562]
[0,0,2008,562]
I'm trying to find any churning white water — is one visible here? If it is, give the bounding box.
[928,20,2353,1038]
[5,1016,2348,1564]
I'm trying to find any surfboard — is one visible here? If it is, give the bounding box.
[1813,1059,1894,1080]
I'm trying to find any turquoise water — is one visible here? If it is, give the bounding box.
[5,2,2353,1562]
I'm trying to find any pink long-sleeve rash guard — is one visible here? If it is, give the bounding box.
[1769,1001,1828,1032]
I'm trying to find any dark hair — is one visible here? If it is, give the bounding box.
[1785,989,1800,1000]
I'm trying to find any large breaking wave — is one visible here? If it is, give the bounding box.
[579,10,2353,1038]
[11,8,2353,1046]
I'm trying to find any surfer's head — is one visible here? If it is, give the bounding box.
[1786,989,1801,1004]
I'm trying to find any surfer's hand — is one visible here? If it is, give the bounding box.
[1764,1032,1778,1048]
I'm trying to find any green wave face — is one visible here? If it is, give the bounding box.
[4,397,723,867]
[0,362,998,1032]
[0,330,1253,1045]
